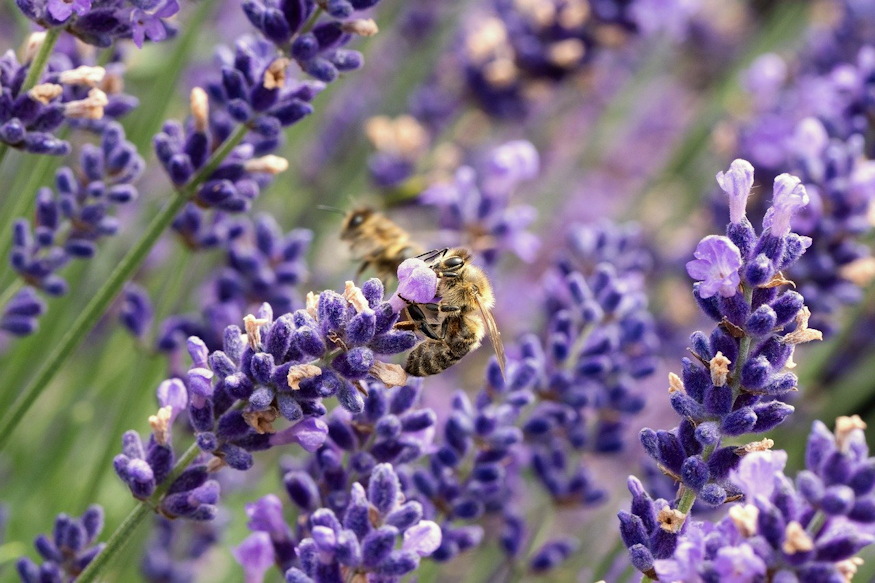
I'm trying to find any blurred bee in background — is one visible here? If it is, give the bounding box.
[339,207,423,282]
[400,248,506,378]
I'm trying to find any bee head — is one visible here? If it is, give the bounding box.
[341,207,373,237]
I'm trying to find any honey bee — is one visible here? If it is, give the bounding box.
[400,248,506,378]
[339,207,423,282]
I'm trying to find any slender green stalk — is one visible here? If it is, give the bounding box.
[75,442,201,583]
[20,28,61,93]
[0,124,249,452]
[0,280,23,311]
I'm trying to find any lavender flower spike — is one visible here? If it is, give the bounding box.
[716,159,755,224]
[16,505,105,582]
[685,235,743,298]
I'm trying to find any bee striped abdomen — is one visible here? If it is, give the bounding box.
[403,317,482,377]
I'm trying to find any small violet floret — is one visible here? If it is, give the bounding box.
[389,258,439,312]
[763,173,809,237]
[686,235,743,298]
[716,159,755,225]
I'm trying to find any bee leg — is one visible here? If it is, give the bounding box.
[399,303,444,341]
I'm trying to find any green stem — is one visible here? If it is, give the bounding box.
[0,124,249,452]
[20,28,61,94]
[805,510,827,540]
[0,280,24,311]
[75,442,201,583]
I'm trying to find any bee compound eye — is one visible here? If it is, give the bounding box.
[349,213,365,227]
[444,256,464,269]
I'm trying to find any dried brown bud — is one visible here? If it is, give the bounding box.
[369,361,408,388]
[64,88,108,120]
[709,352,731,387]
[190,87,209,133]
[287,364,323,391]
[729,504,758,537]
[28,83,63,104]
[263,58,290,90]
[243,314,269,349]
[782,521,814,554]
[657,507,686,533]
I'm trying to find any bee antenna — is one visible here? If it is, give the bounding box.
[316,205,346,215]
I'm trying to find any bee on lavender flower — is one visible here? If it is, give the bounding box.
[339,207,423,282]
[400,248,506,378]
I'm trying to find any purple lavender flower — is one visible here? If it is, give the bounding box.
[238,463,441,582]
[130,0,178,47]
[763,174,809,237]
[417,140,541,265]
[620,159,822,577]
[141,516,221,582]
[685,235,742,299]
[233,531,275,583]
[730,19,875,333]
[47,0,90,24]
[16,505,105,582]
[462,0,638,119]
[650,418,875,582]
[157,215,312,354]
[0,36,124,155]
[117,278,419,517]
[716,158,754,225]
[4,120,144,336]
[388,257,438,312]
[15,0,179,47]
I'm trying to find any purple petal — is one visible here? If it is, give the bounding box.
[402,521,441,557]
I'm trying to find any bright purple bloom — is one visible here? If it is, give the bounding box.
[716,159,755,224]
[686,235,743,298]
[712,544,767,582]
[729,449,787,501]
[47,0,91,21]
[389,257,438,312]
[130,1,179,48]
[763,173,809,237]
[233,532,275,583]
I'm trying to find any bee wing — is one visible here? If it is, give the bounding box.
[475,296,506,380]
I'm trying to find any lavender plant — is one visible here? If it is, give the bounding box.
[619,159,831,579]
[7,1,875,582]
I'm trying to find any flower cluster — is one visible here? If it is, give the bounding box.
[141,516,222,582]
[236,463,442,582]
[732,27,875,333]
[16,505,105,582]
[642,418,875,581]
[115,275,430,513]
[463,0,638,119]
[243,0,378,83]
[619,158,822,576]
[418,139,541,265]
[0,35,120,155]
[411,387,519,561]
[152,214,312,354]
[3,121,143,336]
[16,0,179,47]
